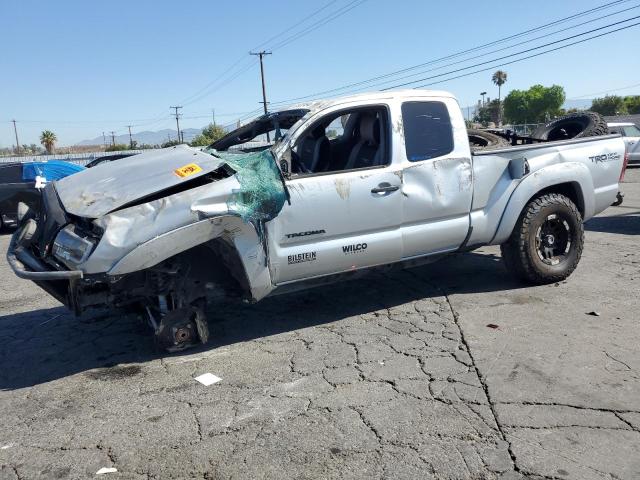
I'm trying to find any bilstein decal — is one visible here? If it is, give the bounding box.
[342,243,367,255]
[288,251,317,264]
[285,229,326,239]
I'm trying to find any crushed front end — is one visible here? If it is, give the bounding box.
[6,146,288,352]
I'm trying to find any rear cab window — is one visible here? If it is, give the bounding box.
[401,101,454,162]
[622,125,640,137]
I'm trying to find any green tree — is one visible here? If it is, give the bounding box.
[590,95,627,116]
[473,99,501,126]
[623,95,640,114]
[190,123,226,147]
[503,84,566,124]
[40,130,57,153]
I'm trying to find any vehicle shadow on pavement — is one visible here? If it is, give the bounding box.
[0,251,524,390]
[585,210,640,235]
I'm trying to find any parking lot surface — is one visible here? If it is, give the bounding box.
[0,170,638,479]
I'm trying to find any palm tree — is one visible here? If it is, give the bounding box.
[40,130,57,154]
[492,70,508,101]
[492,70,508,125]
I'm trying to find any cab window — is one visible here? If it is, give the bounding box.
[402,101,454,162]
[291,106,390,175]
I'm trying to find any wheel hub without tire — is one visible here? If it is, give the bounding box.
[153,306,209,352]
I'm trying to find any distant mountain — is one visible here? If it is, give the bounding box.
[76,128,202,146]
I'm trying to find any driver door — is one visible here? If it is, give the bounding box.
[266,104,403,285]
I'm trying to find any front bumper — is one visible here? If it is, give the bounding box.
[7,226,83,281]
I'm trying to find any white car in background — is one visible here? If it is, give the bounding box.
[608,122,640,166]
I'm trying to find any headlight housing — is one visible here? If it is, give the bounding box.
[52,225,97,268]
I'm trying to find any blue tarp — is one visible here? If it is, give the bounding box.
[22,161,85,182]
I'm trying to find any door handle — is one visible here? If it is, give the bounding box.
[371,183,400,194]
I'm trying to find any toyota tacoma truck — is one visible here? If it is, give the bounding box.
[7,90,626,351]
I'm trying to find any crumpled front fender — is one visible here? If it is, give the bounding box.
[108,216,274,301]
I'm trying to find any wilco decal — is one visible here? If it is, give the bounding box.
[288,252,317,264]
[342,243,368,255]
[589,152,621,163]
[285,229,326,239]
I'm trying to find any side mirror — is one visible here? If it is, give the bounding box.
[279,146,292,179]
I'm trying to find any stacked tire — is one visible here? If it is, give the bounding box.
[531,112,608,141]
[467,129,509,151]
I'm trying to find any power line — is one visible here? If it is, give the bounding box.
[269,0,637,106]
[269,0,368,51]
[179,0,368,109]
[178,0,358,108]
[170,106,183,143]
[11,120,21,153]
[381,15,640,90]
[126,125,134,148]
[250,0,339,51]
[250,51,272,140]
[569,81,640,98]
[368,4,640,91]
[408,20,640,90]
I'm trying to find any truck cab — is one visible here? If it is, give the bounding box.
[265,91,472,283]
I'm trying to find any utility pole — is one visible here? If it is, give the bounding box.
[12,120,20,154]
[126,125,134,149]
[250,50,272,141]
[170,106,183,143]
[102,131,106,150]
[110,131,116,147]
[212,108,216,126]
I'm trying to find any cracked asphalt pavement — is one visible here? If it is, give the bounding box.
[1,170,639,479]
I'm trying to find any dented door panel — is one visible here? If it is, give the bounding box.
[400,158,473,257]
[396,96,474,258]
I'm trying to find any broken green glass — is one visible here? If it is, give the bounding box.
[208,149,287,224]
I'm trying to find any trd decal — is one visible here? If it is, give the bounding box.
[589,152,621,163]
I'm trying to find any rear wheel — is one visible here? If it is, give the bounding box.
[501,193,584,284]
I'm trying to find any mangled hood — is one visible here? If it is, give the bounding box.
[54,145,288,223]
[55,145,225,218]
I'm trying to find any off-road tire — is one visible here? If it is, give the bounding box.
[467,129,509,150]
[500,193,584,284]
[531,111,608,141]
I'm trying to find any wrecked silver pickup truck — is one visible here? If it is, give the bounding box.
[7,90,626,351]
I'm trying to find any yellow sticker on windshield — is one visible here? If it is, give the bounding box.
[174,163,202,178]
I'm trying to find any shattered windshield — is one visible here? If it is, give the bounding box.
[210,109,308,152]
[204,149,288,224]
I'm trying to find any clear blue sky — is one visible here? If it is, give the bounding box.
[1,0,639,146]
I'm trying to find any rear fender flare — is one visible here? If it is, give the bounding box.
[491,162,594,245]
